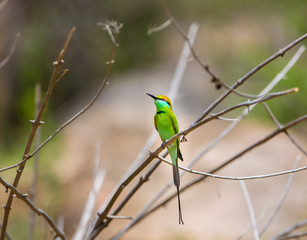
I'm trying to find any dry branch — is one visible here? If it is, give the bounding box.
[0,32,20,69]
[0,177,65,239]
[240,180,259,240]
[0,27,75,240]
[113,114,307,239]
[157,155,306,181]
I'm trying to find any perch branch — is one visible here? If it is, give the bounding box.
[113,45,306,237]
[87,23,199,239]
[114,114,307,238]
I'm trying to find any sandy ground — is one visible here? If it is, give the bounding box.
[53,65,307,240]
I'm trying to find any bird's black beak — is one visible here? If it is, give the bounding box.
[146,93,158,100]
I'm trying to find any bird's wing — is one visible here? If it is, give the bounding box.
[171,112,180,134]
[171,112,183,161]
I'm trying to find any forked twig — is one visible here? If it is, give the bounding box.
[0,27,75,240]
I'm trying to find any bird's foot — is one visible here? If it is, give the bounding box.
[180,135,187,142]
[161,141,167,149]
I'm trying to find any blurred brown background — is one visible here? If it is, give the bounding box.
[0,0,307,239]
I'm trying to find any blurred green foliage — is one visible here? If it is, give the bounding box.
[0,0,306,147]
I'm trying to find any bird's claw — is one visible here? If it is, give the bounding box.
[161,142,166,149]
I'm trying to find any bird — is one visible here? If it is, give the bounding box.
[147,93,184,224]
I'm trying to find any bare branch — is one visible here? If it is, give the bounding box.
[259,156,301,237]
[28,83,42,240]
[0,32,20,69]
[120,114,307,235]
[87,23,199,239]
[194,36,307,124]
[73,143,105,240]
[271,219,307,240]
[0,27,75,240]
[97,20,123,47]
[147,19,172,35]
[156,155,306,181]
[239,180,259,240]
[25,23,119,161]
[264,103,307,156]
[0,222,11,240]
[0,177,65,239]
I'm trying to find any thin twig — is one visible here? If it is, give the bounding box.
[160,0,307,100]
[156,155,306,181]
[240,180,259,240]
[118,114,307,235]
[28,83,42,240]
[26,22,120,162]
[259,156,301,237]
[0,32,20,69]
[73,143,106,240]
[111,29,307,240]
[87,23,199,239]
[237,211,266,240]
[147,19,172,35]
[98,87,299,239]
[271,219,307,240]
[0,27,75,240]
[116,46,306,235]
[193,35,307,124]
[264,103,307,156]
[0,177,65,239]
[276,232,307,239]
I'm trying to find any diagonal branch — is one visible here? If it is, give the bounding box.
[111,45,306,238]
[0,32,20,69]
[102,87,299,240]
[0,27,75,240]
[87,23,199,240]
[0,177,65,239]
[264,103,307,156]
[240,180,259,240]
[193,35,307,124]
[159,0,307,102]
[113,115,307,238]
[259,156,301,237]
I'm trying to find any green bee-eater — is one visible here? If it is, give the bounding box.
[147,93,184,224]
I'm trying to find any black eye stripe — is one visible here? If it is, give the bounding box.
[159,98,171,107]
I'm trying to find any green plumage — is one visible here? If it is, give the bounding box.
[147,93,184,225]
